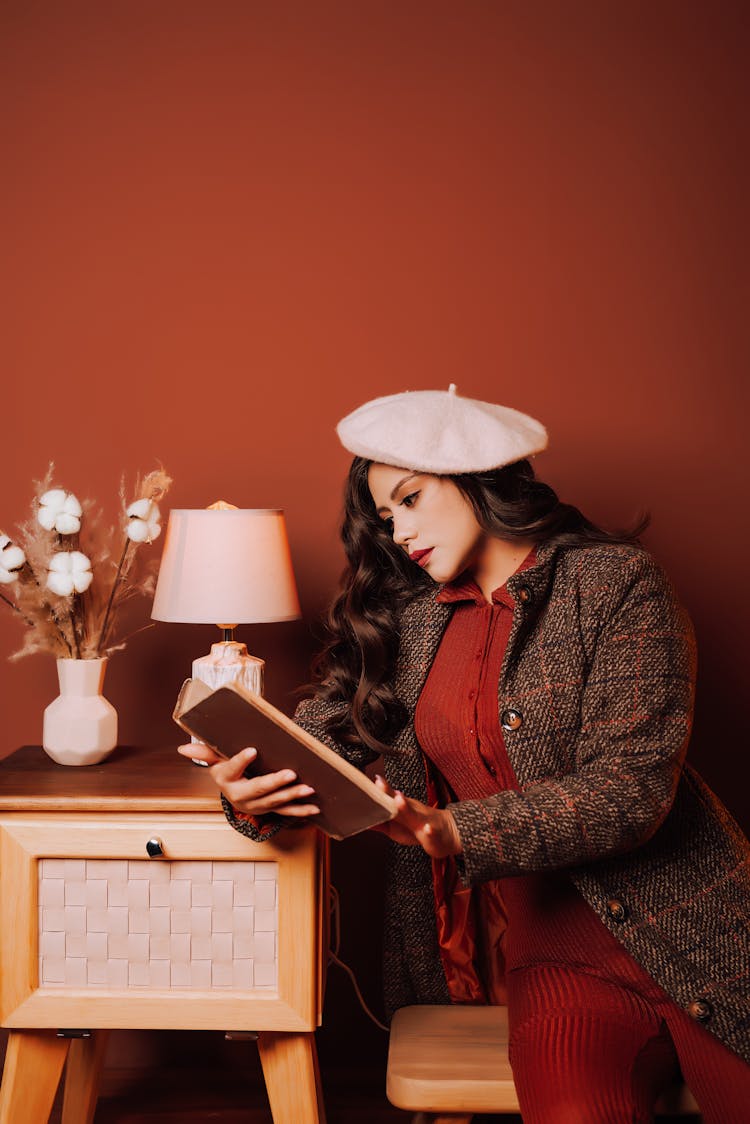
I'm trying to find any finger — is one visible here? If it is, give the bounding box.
[213,746,259,781]
[374,774,397,797]
[391,792,445,845]
[271,782,317,805]
[274,803,321,817]
[223,776,312,811]
[413,812,460,858]
[392,790,427,827]
[235,768,300,798]
[177,742,224,767]
[373,787,427,836]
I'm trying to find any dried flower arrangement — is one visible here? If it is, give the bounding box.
[0,466,172,660]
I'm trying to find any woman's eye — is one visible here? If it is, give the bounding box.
[378,491,418,533]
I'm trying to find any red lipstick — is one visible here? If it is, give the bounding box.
[409,548,434,567]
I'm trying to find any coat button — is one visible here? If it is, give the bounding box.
[517,584,533,604]
[606,898,628,923]
[687,999,713,1022]
[501,708,523,731]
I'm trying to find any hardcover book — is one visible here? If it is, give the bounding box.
[173,678,396,840]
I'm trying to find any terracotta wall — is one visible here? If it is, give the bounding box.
[1,0,748,1072]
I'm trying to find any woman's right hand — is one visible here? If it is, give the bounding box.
[177,743,320,818]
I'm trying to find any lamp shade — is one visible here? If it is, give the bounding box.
[151,508,301,625]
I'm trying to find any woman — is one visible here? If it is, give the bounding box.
[182,387,750,1122]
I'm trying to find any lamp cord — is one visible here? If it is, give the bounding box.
[328,884,388,1033]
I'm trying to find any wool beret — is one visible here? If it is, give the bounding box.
[336,384,548,474]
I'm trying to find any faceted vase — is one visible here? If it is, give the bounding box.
[42,657,118,766]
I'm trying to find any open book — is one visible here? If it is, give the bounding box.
[173,678,397,841]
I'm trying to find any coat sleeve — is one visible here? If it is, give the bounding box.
[448,551,698,885]
[222,693,375,842]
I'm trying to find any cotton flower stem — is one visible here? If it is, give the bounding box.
[78,589,89,653]
[97,538,132,651]
[70,595,82,659]
[57,616,75,658]
[22,561,74,656]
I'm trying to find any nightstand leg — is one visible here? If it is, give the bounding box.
[0,1030,70,1124]
[257,1030,326,1124]
[61,1029,109,1124]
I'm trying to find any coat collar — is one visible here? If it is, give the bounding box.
[503,534,563,605]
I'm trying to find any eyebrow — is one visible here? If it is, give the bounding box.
[376,473,420,515]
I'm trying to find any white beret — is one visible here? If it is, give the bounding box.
[336,384,548,474]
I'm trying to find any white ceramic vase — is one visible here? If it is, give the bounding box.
[42,657,118,766]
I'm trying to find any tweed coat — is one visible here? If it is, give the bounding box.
[223,535,750,1063]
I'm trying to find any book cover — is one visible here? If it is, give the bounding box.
[173,678,396,841]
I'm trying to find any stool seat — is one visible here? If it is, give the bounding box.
[386,1005,701,1117]
[387,1005,515,1114]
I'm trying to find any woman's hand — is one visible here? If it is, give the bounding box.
[177,742,320,818]
[371,774,462,858]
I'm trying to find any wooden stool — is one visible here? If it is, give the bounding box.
[386,1005,701,1123]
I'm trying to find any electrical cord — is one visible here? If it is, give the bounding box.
[328,884,388,1033]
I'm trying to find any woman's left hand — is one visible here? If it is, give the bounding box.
[371,774,463,858]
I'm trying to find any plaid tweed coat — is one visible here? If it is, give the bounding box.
[224,535,750,1063]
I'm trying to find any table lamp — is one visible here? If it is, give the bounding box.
[151,502,301,699]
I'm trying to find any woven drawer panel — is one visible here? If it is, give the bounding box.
[38,859,278,990]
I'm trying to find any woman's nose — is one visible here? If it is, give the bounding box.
[393,518,415,547]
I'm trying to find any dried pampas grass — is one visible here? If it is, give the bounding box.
[3,463,172,662]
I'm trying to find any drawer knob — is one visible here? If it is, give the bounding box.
[146,837,164,858]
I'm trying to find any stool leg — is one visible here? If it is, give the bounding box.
[257,1030,326,1124]
[61,1030,109,1124]
[0,1029,70,1124]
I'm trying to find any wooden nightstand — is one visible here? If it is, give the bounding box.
[0,745,328,1124]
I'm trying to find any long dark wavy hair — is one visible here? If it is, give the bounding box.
[306,456,650,755]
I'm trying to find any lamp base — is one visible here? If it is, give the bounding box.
[189,642,265,756]
[191,641,265,695]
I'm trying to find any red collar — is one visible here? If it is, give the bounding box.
[436,544,538,608]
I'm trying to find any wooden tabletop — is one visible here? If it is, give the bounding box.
[0,745,224,812]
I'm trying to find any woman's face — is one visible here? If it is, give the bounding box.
[367,462,486,584]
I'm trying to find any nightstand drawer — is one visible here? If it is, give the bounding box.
[0,813,324,1032]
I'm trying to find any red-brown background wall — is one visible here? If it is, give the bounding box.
[2,0,748,1080]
